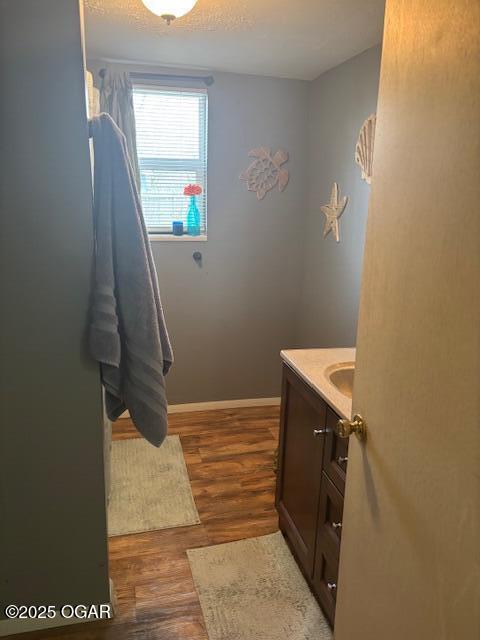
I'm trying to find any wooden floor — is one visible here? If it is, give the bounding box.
[20,406,280,640]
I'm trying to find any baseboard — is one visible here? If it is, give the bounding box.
[168,397,281,414]
[119,397,281,419]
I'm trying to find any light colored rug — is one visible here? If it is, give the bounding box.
[187,531,332,640]
[108,435,200,536]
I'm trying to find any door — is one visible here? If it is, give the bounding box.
[334,2,480,639]
[276,365,326,576]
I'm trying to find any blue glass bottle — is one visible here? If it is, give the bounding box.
[187,195,201,236]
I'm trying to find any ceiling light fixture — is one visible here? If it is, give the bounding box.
[141,0,198,25]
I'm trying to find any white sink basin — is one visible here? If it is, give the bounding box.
[325,362,355,399]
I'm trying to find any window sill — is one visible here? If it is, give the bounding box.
[149,234,208,242]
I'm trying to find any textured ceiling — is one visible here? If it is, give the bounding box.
[84,0,385,80]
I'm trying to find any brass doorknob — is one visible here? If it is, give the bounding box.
[335,414,367,440]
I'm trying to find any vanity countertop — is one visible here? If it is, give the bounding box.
[280,348,355,420]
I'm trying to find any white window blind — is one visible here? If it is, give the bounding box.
[132,85,208,235]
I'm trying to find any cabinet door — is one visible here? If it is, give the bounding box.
[276,365,327,577]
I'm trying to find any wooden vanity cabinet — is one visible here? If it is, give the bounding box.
[275,363,349,628]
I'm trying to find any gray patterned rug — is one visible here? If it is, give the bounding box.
[108,435,200,536]
[187,531,332,640]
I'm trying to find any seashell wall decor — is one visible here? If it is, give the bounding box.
[320,182,348,243]
[240,148,289,200]
[355,114,376,184]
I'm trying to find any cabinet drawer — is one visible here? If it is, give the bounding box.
[323,407,349,493]
[313,473,344,626]
[317,473,344,560]
[312,547,338,627]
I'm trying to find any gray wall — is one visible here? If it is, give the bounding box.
[89,61,309,404]
[0,0,109,612]
[297,46,382,347]
[156,73,309,403]
[88,46,381,404]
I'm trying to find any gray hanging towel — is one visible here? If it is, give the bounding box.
[89,113,173,447]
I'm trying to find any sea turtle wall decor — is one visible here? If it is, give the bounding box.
[320,182,348,243]
[355,114,376,184]
[240,148,289,200]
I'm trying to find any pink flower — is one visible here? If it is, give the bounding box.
[184,184,203,196]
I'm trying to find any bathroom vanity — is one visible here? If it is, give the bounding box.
[275,348,355,627]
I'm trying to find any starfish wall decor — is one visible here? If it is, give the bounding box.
[320,182,348,242]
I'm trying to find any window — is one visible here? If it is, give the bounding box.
[133,85,208,236]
